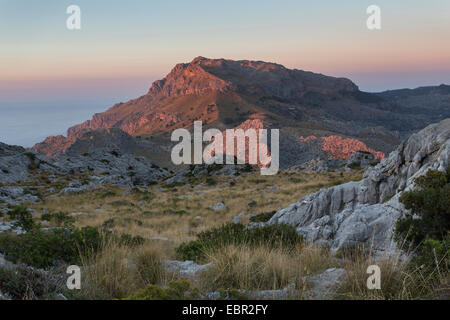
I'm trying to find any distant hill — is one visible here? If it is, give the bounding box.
[375,84,450,122]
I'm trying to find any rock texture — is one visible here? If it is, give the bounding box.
[164,260,212,278]
[0,143,169,206]
[33,128,137,158]
[268,119,450,253]
[303,268,346,300]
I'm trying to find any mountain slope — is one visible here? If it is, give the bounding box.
[32,57,450,168]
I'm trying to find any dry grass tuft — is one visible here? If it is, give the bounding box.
[336,246,449,300]
[199,243,337,293]
[78,238,171,299]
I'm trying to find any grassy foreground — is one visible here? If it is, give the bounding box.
[1,169,448,300]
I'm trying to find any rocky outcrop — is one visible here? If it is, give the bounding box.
[346,151,380,169]
[268,119,450,253]
[164,260,212,278]
[299,135,385,161]
[0,143,169,206]
[32,128,136,158]
[0,186,41,206]
[303,268,346,300]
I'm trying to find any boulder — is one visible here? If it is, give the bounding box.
[303,268,346,300]
[210,202,227,211]
[269,119,450,253]
[164,260,212,277]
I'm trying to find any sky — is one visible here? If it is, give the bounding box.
[1,0,450,146]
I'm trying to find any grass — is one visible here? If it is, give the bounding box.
[199,244,338,294]
[15,169,448,300]
[335,245,449,300]
[74,236,174,300]
[26,170,362,246]
[4,167,448,300]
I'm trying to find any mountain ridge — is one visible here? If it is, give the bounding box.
[32,57,450,168]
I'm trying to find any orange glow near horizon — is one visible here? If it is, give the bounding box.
[1,0,449,91]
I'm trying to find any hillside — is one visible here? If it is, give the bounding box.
[32,57,450,169]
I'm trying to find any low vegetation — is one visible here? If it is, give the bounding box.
[176,223,303,263]
[1,169,448,300]
[199,244,336,294]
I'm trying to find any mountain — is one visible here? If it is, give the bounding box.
[375,84,450,122]
[32,57,450,168]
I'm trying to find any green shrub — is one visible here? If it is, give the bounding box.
[176,240,205,262]
[0,225,144,270]
[415,237,450,274]
[25,152,39,171]
[247,200,257,208]
[0,226,102,269]
[396,168,450,272]
[176,223,302,263]
[205,177,217,186]
[250,211,276,223]
[7,206,35,232]
[397,169,450,246]
[118,233,146,247]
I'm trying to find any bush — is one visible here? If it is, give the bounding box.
[396,168,450,272]
[205,177,217,186]
[250,211,276,223]
[415,237,450,274]
[397,169,450,245]
[176,223,303,263]
[176,240,205,262]
[118,233,146,247]
[7,206,35,232]
[0,227,102,269]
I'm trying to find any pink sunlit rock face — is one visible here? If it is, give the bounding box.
[300,135,385,160]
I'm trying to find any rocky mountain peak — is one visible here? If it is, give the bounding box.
[148,56,358,100]
[148,57,233,98]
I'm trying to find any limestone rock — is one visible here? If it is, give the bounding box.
[164,260,212,277]
[269,119,450,253]
[210,202,227,211]
[303,268,346,300]
[0,145,169,191]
